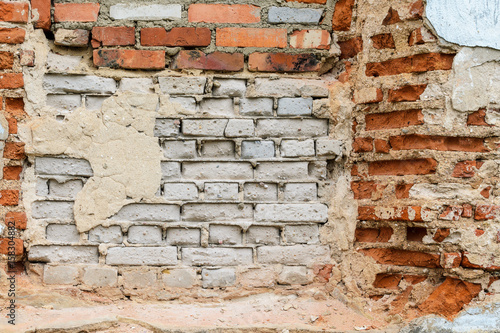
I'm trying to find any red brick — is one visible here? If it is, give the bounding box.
[389,135,488,152]
[91,27,135,48]
[359,248,441,268]
[5,97,25,118]
[365,109,424,131]
[7,117,17,134]
[93,49,165,70]
[0,190,19,206]
[351,181,381,199]
[54,3,100,22]
[20,50,35,66]
[286,0,326,3]
[481,186,491,199]
[442,252,462,268]
[462,204,473,218]
[289,29,331,50]
[353,137,373,152]
[3,166,22,180]
[31,0,51,30]
[395,183,413,199]
[373,273,402,289]
[5,211,27,230]
[0,28,25,44]
[174,50,244,72]
[0,238,23,255]
[188,4,260,23]
[0,51,13,69]
[404,275,427,285]
[332,0,355,31]
[374,139,390,153]
[419,277,481,319]
[475,205,500,221]
[339,36,363,59]
[0,73,23,89]
[409,0,424,20]
[433,228,450,242]
[388,84,427,102]
[313,264,333,283]
[467,108,492,126]
[366,53,455,77]
[3,142,25,159]
[407,227,427,242]
[358,206,426,222]
[462,253,500,271]
[217,28,287,48]
[0,1,28,22]
[369,158,437,176]
[141,27,211,47]
[439,206,464,221]
[355,227,393,243]
[248,52,321,72]
[452,160,483,178]
[382,7,401,25]
[371,33,395,49]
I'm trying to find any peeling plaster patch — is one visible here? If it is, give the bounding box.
[427,0,500,50]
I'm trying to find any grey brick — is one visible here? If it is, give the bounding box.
[162,268,197,288]
[86,96,108,110]
[46,94,81,112]
[162,140,197,159]
[88,226,123,244]
[213,79,246,97]
[170,97,197,113]
[111,204,180,222]
[82,266,118,287]
[255,204,328,222]
[202,268,236,288]
[241,141,275,159]
[154,119,180,137]
[284,183,317,201]
[205,183,239,200]
[277,98,313,116]
[246,226,280,245]
[43,74,117,94]
[268,7,322,24]
[46,224,80,243]
[119,78,154,93]
[278,266,309,285]
[182,203,253,222]
[32,201,74,220]
[182,162,253,180]
[110,3,182,20]
[244,183,278,201]
[44,265,79,285]
[163,183,198,200]
[209,225,242,245]
[253,78,329,97]
[201,141,235,158]
[182,119,229,136]
[256,119,328,137]
[106,247,177,265]
[36,179,49,196]
[224,119,255,137]
[309,161,327,180]
[240,98,273,116]
[200,98,234,117]
[127,226,163,244]
[254,162,309,180]
[46,53,82,72]
[29,246,99,264]
[182,248,253,266]
[122,270,157,288]
[316,139,343,156]
[161,162,181,180]
[35,157,93,177]
[284,225,319,244]
[48,179,83,199]
[280,140,315,157]
[257,245,330,265]
[158,77,206,95]
[166,228,200,246]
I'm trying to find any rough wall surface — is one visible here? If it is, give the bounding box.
[0,0,499,327]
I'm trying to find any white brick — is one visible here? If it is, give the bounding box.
[32,201,74,220]
[182,119,228,136]
[205,183,239,200]
[46,53,82,72]
[110,3,182,20]
[277,98,313,116]
[106,247,177,265]
[154,119,180,137]
[201,141,235,158]
[88,226,123,244]
[162,268,197,288]
[209,225,242,245]
[46,94,81,112]
[202,268,236,288]
[48,179,83,199]
[29,246,99,263]
[268,7,322,24]
[166,228,201,246]
[254,162,309,180]
[161,162,181,180]
[162,140,197,159]
[182,162,253,180]
[213,79,246,97]
[119,78,154,93]
[284,225,319,244]
[244,183,278,201]
[36,179,49,196]
[86,96,108,110]
[158,77,206,95]
[256,119,328,137]
[163,183,198,200]
[35,157,93,176]
[111,204,180,222]
[278,266,309,285]
[246,226,280,245]
[199,98,234,117]
[170,97,196,113]
[240,98,273,116]
[241,141,275,159]
[182,203,253,221]
[43,74,117,94]
[46,224,80,242]
[224,119,254,137]
[82,266,118,287]
[253,78,329,97]
[280,139,315,157]
[284,183,317,201]
[127,226,163,244]
[316,139,343,156]
[257,245,330,265]
[182,248,253,266]
[44,265,79,285]
[255,204,328,222]
[122,270,157,288]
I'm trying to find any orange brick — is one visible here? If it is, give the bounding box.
[5,211,27,230]
[452,160,483,178]
[188,4,260,23]
[3,166,22,180]
[7,117,17,134]
[54,3,100,22]
[359,248,440,268]
[0,28,25,44]
[93,49,165,70]
[248,52,321,72]
[355,228,393,243]
[366,53,455,77]
[353,137,373,152]
[0,51,13,69]
[5,97,25,118]
[365,109,424,130]
[382,7,401,25]
[358,206,426,222]
[31,0,51,30]
[0,190,19,206]
[174,50,244,72]
[0,1,29,23]
[332,0,355,31]
[0,73,23,89]
[374,139,390,153]
[290,30,331,49]
[339,36,363,59]
[3,142,25,159]
[216,28,287,48]
[369,158,437,176]
[388,84,427,102]
[286,0,326,3]
[91,26,135,47]
[389,135,488,152]
[371,33,395,49]
[467,109,492,126]
[141,27,211,47]
[0,238,23,255]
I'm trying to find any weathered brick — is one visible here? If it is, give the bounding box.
[369,158,437,176]
[122,270,156,289]
[284,183,317,201]
[46,224,80,243]
[158,77,206,95]
[93,49,165,70]
[43,75,116,94]
[249,53,321,72]
[0,190,19,206]
[182,203,253,221]
[277,98,313,116]
[241,140,275,159]
[54,29,89,47]
[162,140,197,159]
[82,266,118,287]
[174,50,244,72]
[141,27,211,47]
[388,84,427,102]
[161,162,181,180]
[163,183,198,200]
[355,227,393,242]
[290,30,331,49]
[154,119,179,137]
[225,119,255,137]
[0,73,24,89]
[254,78,329,97]
[0,28,25,44]
[31,0,51,30]
[166,228,201,246]
[5,212,27,230]
[182,162,253,180]
[366,53,455,77]
[389,135,488,152]
[268,7,322,24]
[467,109,491,126]
[201,141,235,158]
[382,7,401,25]
[278,266,309,285]
[182,247,253,266]
[202,268,236,288]
[182,119,229,136]
[284,225,319,244]
[358,206,426,222]
[452,160,483,178]
[0,1,28,22]
[374,139,391,153]
[240,98,273,116]
[409,27,437,46]
[43,265,79,285]
[106,247,177,266]
[3,166,22,180]
[216,28,287,48]
[111,204,180,222]
[255,162,309,180]
[32,201,74,220]
[29,246,98,263]
[20,49,35,66]
[91,27,135,47]
[246,226,280,245]
[371,33,395,49]
[316,139,342,156]
[127,226,163,244]
[407,227,427,242]
[365,109,424,130]
[353,87,382,104]
[475,205,500,221]
[286,0,326,3]
[209,225,242,245]
[213,79,246,97]
[48,179,83,199]
[88,226,123,244]
[188,4,260,23]
[109,3,181,20]
[256,119,328,137]
[205,183,239,200]
[339,37,363,59]
[255,204,328,222]
[359,248,440,268]
[46,94,82,111]
[120,78,154,93]
[281,140,315,157]
[353,137,373,152]
[332,0,355,31]
[257,245,330,265]
[54,3,100,22]
[0,238,22,255]
[244,183,278,201]
[199,99,234,117]
[0,51,13,69]
[35,157,93,176]
[162,268,197,288]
